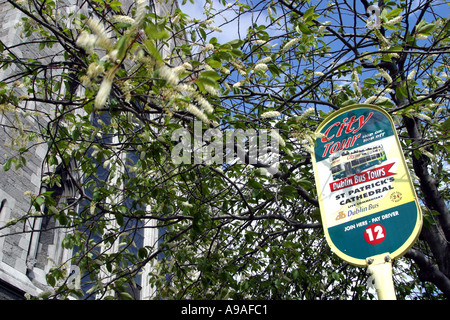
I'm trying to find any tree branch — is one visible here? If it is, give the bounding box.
[405,248,450,297]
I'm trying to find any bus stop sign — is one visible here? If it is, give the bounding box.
[311,104,422,267]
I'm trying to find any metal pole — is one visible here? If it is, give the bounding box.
[366,253,396,300]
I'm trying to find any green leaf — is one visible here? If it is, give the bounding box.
[231,48,243,57]
[3,158,12,171]
[441,118,450,131]
[34,195,45,207]
[115,212,124,226]
[417,22,436,35]
[297,21,311,34]
[206,58,221,68]
[364,78,377,85]
[144,39,163,62]
[138,247,148,259]
[396,85,408,99]
[145,22,169,40]
[385,8,403,20]
[248,179,263,189]
[280,185,297,197]
[72,127,80,141]
[57,213,68,225]
[46,274,56,287]
[200,70,221,81]
[197,76,218,88]
[109,0,122,12]
[115,34,130,61]
[303,6,316,22]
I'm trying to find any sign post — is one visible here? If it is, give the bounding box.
[311,104,422,299]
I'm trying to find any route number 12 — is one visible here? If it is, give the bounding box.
[364,224,386,245]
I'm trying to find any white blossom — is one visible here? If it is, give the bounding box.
[173,65,186,75]
[318,21,331,33]
[76,31,97,51]
[385,16,403,26]
[415,33,428,40]
[407,69,417,80]
[365,96,378,104]
[252,40,268,45]
[352,70,360,83]
[87,63,104,79]
[257,57,272,64]
[134,0,147,27]
[207,26,222,32]
[271,129,286,147]
[181,201,193,208]
[254,63,268,72]
[303,107,315,117]
[186,104,210,124]
[203,43,215,52]
[87,18,111,49]
[176,84,196,94]
[111,15,136,25]
[204,84,219,96]
[261,111,281,119]
[283,38,300,51]
[183,62,193,69]
[352,81,360,94]
[195,95,214,113]
[159,66,179,85]
[376,69,392,83]
[95,76,113,110]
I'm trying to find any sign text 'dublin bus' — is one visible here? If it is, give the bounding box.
[311,104,422,267]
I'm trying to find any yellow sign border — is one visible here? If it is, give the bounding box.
[312,104,422,267]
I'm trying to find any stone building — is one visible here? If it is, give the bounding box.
[0,0,178,300]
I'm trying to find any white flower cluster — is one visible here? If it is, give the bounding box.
[374,29,390,50]
[318,21,331,33]
[256,57,272,65]
[365,96,391,104]
[194,95,214,114]
[76,31,98,52]
[261,111,281,119]
[352,70,360,94]
[253,63,268,72]
[81,62,105,86]
[95,73,113,110]
[385,16,403,26]
[407,69,417,80]
[76,17,113,54]
[186,104,210,124]
[206,26,222,32]
[375,69,393,84]
[111,15,136,25]
[203,43,215,52]
[159,66,181,86]
[415,33,429,40]
[134,0,147,27]
[109,0,147,28]
[271,129,286,147]
[87,63,105,78]
[282,37,301,51]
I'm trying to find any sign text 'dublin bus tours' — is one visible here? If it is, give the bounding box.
[311,104,422,267]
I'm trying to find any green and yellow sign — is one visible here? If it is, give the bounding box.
[311,104,422,267]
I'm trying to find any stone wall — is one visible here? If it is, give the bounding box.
[0,0,179,300]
